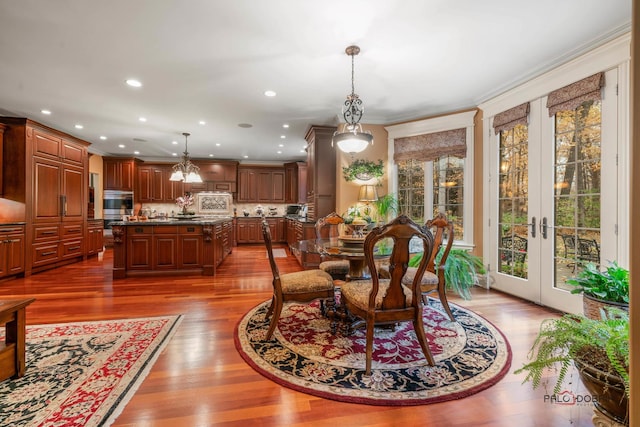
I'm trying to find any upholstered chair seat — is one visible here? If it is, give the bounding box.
[318,260,350,279]
[341,279,414,308]
[280,270,334,293]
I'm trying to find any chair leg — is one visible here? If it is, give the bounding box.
[365,318,375,376]
[265,296,283,340]
[413,317,435,366]
[265,295,275,319]
[437,287,456,322]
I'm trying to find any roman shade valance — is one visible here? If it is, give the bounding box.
[546,72,604,116]
[393,128,466,162]
[493,102,530,134]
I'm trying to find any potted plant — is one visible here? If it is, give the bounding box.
[342,159,384,182]
[514,309,629,425]
[408,248,485,300]
[565,262,629,319]
[372,193,398,224]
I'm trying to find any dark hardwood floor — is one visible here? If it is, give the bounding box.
[1,245,598,426]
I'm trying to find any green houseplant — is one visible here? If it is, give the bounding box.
[372,193,398,224]
[408,248,485,300]
[342,159,384,182]
[565,262,629,319]
[514,309,629,425]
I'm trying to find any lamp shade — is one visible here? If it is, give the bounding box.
[358,185,378,202]
[334,130,373,154]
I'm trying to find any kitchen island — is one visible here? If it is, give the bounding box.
[111,218,232,279]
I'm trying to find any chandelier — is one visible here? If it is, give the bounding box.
[332,45,373,155]
[169,132,202,183]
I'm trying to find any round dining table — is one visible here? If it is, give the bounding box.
[294,237,389,280]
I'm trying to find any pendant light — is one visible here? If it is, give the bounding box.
[332,45,373,155]
[169,132,202,183]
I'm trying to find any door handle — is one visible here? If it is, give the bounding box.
[528,217,536,238]
[540,217,548,239]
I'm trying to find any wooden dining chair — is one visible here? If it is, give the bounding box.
[376,213,456,321]
[315,212,350,281]
[337,215,436,375]
[261,220,335,340]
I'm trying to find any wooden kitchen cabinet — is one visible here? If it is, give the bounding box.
[103,157,138,191]
[0,225,25,279]
[137,164,184,203]
[87,220,104,256]
[304,126,336,221]
[237,166,285,203]
[184,160,238,193]
[284,161,307,204]
[0,117,90,276]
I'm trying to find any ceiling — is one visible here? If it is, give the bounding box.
[0,1,631,164]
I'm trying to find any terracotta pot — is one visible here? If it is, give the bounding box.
[574,357,628,425]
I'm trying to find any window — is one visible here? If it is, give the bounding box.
[497,124,529,279]
[386,110,476,246]
[397,156,466,241]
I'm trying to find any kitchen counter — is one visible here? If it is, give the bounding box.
[111,218,233,279]
[111,217,232,226]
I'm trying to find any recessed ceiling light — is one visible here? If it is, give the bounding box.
[172,153,177,156]
[209,154,214,157]
[75,124,83,129]
[99,136,107,140]
[199,121,206,125]
[139,117,147,122]
[280,135,286,139]
[278,144,284,147]
[300,149,305,153]
[126,79,142,87]
[282,124,289,128]
[277,150,282,154]
[134,151,140,155]
[215,143,221,147]
[243,155,249,159]
[118,144,125,148]
[238,123,253,128]
[172,140,178,145]
[264,90,276,97]
[41,109,51,115]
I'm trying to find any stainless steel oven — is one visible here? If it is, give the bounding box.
[103,190,134,229]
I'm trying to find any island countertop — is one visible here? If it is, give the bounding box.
[110,217,232,226]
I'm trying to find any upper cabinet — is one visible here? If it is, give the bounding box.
[284,161,307,204]
[137,164,182,203]
[237,166,285,203]
[103,157,138,191]
[183,160,238,193]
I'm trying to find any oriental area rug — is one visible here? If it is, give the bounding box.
[0,315,183,427]
[235,299,511,405]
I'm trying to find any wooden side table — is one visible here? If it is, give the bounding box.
[0,298,35,381]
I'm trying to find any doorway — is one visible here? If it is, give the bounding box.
[487,69,618,314]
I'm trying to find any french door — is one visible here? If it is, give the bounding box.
[488,69,618,314]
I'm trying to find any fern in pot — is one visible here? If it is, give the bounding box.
[515,309,629,425]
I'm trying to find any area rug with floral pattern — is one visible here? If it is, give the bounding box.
[235,299,511,405]
[0,315,183,426]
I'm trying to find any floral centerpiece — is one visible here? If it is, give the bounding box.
[176,193,195,215]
